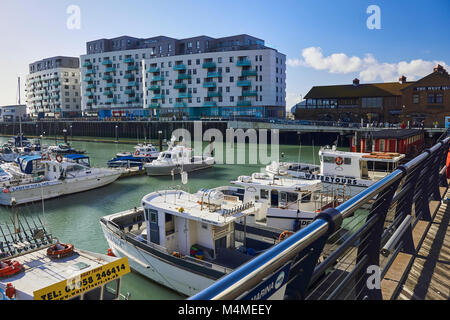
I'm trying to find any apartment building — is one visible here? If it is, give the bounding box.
[26,56,81,119]
[80,34,286,120]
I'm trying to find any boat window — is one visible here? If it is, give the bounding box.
[165,213,175,236]
[69,295,81,300]
[280,192,287,203]
[300,193,311,203]
[83,286,102,300]
[287,192,298,203]
[150,211,158,223]
[103,279,120,300]
[260,189,268,199]
[53,165,56,173]
[164,153,171,159]
[323,156,335,163]
[344,158,351,165]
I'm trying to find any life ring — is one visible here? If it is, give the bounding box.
[278,230,294,242]
[335,157,344,166]
[56,155,63,163]
[134,150,140,157]
[41,153,51,161]
[0,260,24,278]
[47,243,74,259]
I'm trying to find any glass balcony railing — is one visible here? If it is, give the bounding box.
[173,64,187,71]
[177,74,191,80]
[127,65,138,71]
[105,67,116,73]
[242,70,258,77]
[84,92,94,97]
[152,94,165,99]
[83,77,93,82]
[102,60,113,65]
[206,72,222,78]
[242,90,257,97]
[124,58,135,64]
[103,90,113,96]
[203,101,217,107]
[105,83,116,88]
[148,85,161,91]
[173,83,187,89]
[124,89,135,95]
[148,103,161,108]
[207,91,222,98]
[152,76,164,81]
[85,69,96,75]
[237,100,252,106]
[127,81,138,86]
[124,74,135,79]
[237,80,251,87]
[174,102,187,108]
[202,62,216,69]
[106,98,117,104]
[147,67,160,73]
[103,75,113,81]
[236,59,252,67]
[178,93,192,99]
[82,61,92,67]
[87,84,96,89]
[203,82,217,88]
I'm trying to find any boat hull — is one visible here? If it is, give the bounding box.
[145,160,214,176]
[100,223,218,297]
[0,171,121,205]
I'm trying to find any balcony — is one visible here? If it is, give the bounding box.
[103,75,113,81]
[124,58,135,64]
[147,67,160,73]
[174,102,187,108]
[152,94,165,100]
[173,83,187,89]
[178,93,192,99]
[53,82,61,87]
[127,65,138,71]
[105,83,116,88]
[242,90,257,97]
[177,74,191,80]
[83,77,94,82]
[152,76,164,81]
[207,91,222,98]
[237,100,251,106]
[148,85,161,91]
[148,103,161,108]
[102,60,113,65]
[203,82,217,88]
[206,72,222,78]
[127,81,138,87]
[203,101,217,107]
[87,84,96,89]
[103,90,113,96]
[242,70,258,77]
[105,67,116,73]
[82,61,92,68]
[124,73,135,79]
[87,99,96,105]
[124,89,135,95]
[202,62,216,69]
[85,69,96,75]
[127,98,140,104]
[236,59,252,67]
[173,64,187,71]
[237,80,251,87]
[84,92,94,97]
[106,98,117,104]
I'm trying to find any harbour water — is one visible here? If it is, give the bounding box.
[0,136,348,300]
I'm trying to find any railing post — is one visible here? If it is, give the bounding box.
[354,172,404,300]
[284,208,342,300]
[414,151,434,221]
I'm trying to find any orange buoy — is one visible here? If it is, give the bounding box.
[278,230,294,242]
[0,260,24,278]
[47,243,74,259]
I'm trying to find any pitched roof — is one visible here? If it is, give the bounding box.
[304,82,414,99]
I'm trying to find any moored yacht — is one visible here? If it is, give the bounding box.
[266,145,405,197]
[100,188,284,296]
[108,144,160,169]
[0,154,122,205]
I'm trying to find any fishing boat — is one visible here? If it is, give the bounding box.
[266,145,405,197]
[100,187,289,296]
[0,154,122,205]
[0,214,131,300]
[144,137,214,176]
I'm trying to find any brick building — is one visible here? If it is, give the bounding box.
[295,65,450,126]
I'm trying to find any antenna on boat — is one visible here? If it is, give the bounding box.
[312,139,316,166]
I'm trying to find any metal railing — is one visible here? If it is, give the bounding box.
[190,135,450,300]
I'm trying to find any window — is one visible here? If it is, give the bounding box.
[103,279,120,300]
[260,189,268,199]
[229,57,234,63]
[413,94,419,104]
[218,57,222,63]
[428,94,435,104]
[436,93,443,104]
[83,287,102,300]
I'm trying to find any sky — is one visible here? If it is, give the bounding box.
[0,0,449,110]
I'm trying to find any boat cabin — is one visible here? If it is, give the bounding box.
[64,154,91,167]
[16,155,45,175]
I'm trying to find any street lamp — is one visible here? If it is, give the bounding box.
[158,130,163,152]
[115,125,119,143]
[63,129,68,143]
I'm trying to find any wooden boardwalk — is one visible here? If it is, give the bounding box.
[381,186,450,300]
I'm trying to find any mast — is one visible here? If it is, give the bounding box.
[18,77,23,147]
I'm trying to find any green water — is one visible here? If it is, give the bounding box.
[0,136,348,300]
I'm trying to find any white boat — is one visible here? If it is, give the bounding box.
[0,154,122,205]
[266,145,405,197]
[225,171,347,232]
[116,143,160,160]
[144,137,214,176]
[48,142,85,154]
[100,188,284,297]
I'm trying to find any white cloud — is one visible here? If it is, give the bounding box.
[290,46,448,82]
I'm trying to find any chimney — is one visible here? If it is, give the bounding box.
[352,78,360,86]
[433,64,443,72]
[398,75,407,84]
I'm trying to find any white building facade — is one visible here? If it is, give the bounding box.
[26,56,81,119]
[80,35,286,120]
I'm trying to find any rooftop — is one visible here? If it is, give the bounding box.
[305,82,413,99]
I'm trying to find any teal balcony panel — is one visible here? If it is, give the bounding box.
[148,85,161,91]
[152,94,165,99]
[102,60,113,65]
[148,103,161,108]
[105,67,116,73]
[124,89,135,95]
[207,91,222,98]
[173,83,187,89]
[174,102,187,108]
[124,73,135,79]
[127,65,138,71]
[203,82,217,88]
[106,98,117,104]
[147,67,160,73]
[103,90,113,96]
[178,93,192,99]
[152,76,165,81]
[242,70,258,77]
[85,69,96,75]
[124,58,135,64]
[87,84,96,89]
[237,80,252,87]
[236,59,252,67]
[206,72,222,78]
[83,77,94,82]
[105,83,117,88]
[202,62,216,69]
[203,101,217,107]
[173,64,187,71]
[242,90,257,97]
[237,100,252,106]
[82,61,92,67]
[102,75,113,81]
[177,74,191,80]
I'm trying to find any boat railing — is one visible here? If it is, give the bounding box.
[190,136,450,300]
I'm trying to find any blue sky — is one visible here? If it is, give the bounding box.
[0,0,449,109]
